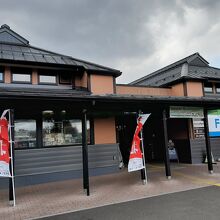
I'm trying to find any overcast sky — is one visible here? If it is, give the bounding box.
[1,0,220,83]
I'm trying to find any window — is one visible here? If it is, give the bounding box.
[204,82,213,93]
[0,67,4,82]
[12,73,31,83]
[42,110,90,146]
[216,83,220,94]
[0,72,3,82]
[39,75,57,84]
[0,66,4,82]
[14,120,37,149]
[11,67,32,83]
[59,73,72,84]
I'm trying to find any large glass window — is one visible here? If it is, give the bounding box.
[204,82,213,93]
[42,110,90,146]
[12,73,31,83]
[39,75,57,84]
[14,120,37,149]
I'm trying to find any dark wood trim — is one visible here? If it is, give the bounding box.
[183,80,188,96]
[87,73,91,92]
[89,117,95,145]
[202,81,205,96]
[36,115,43,148]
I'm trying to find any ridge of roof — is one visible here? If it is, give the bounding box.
[129,53,209,85]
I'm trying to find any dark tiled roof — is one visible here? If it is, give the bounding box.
[129,53,210,86]
[188,66,220,80]
[0,24,121,76]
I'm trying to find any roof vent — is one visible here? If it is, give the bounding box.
[1,24,10,29]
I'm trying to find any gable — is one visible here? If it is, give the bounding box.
[0,24,29,45]
[188,56,209,67]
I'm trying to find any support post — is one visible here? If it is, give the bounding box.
[203,108,213,173]
[162,109,171,179]
[82,109,90,196]
[9,109,15,206]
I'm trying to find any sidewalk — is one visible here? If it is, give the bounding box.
[0,163,220,220]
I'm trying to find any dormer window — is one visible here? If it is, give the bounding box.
[59,73,72,84]
[11,68,32,83]
[39,74,57,85]
[204,82,213,93]
[216,83,220,94]
[0,67,4,82]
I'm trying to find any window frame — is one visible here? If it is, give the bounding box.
[204,82,213,94]
[11,73,32,84]
[14,119,37,149]
[59,73,73,85]
[215,83,220,94]
[0,72,4,83]
[38,74,58,85]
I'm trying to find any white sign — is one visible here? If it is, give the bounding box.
[170,106,204,118]
[193,119,204,128]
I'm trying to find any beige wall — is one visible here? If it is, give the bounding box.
[186,81,203,97]
[81,71,88,88]
[75,72,88,88]
[75,75,81,87]
[90,75,114,94]
[94,117,116,144]
[32,69,38,84]
[171,83,184,96]
[116,85,172,96]
[4,66,11,83]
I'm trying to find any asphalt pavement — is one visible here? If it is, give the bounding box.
[39,186,220,220]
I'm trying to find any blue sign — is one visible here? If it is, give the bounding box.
[208,110,220,137]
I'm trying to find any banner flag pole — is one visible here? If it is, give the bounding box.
[128,111,150,184]
[139,111,147,184]
[140,124,147,184]
[8,109,16,206]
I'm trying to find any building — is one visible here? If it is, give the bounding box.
[0,24,219,193]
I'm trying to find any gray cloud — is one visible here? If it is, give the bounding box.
[0,0,220,83]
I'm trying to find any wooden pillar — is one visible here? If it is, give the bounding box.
[82,109,90,196]
[162,109,171,179]
[203,108,213,173]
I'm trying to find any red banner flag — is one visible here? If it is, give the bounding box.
[0,117,11,177]
[128,114,150,172]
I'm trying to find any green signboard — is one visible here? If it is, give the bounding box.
[170,106,204,118]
